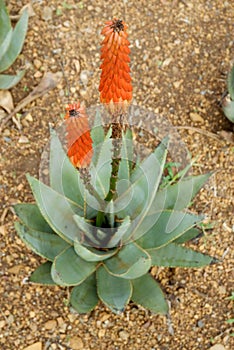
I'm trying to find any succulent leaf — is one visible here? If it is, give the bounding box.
[117,129,133,189]
[0,70,25,89]
[15,222,70,261]
[136,210,203,249]
[228,64,234,101]
[115,137,168,220]
[30,261,56,285]
[74,240,117,262]
[51,247,97,286]
[89,127,112,199]
[0,9,28,72]
[91,110,105,149]
[104,242,151,279]
[149,173,211,214]
[14,203,54,233]
[0,28,12,61]
[27,175,83,244]
[222,96,234,123]
[105,216,131,248]
[70,273,99,313]
[148,242,213,267]
[132,274,168,314]
[96,265,132,314]
[73,214,100,246]
[174,227,201,244]
[0,0,11,44]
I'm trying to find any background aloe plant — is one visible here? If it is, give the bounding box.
[0,0,28,89]
[222,64,234,123]
[14,111,216,315]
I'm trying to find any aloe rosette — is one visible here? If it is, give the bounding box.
[0,0,28,89]
[14,111,215,314]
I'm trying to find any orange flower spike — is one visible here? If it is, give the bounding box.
[99,18,132,113]
[64,103,93,168]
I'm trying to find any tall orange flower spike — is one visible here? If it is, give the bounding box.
[99,18,132,114]
[64,102,93,168]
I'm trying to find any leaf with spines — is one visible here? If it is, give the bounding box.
[30,262,56,285]
[136,210,203,249]
[174,227,201,244]
[148,242,213,267]
[14,203,54,233]
[27,175,83,244]
[131,274,168,314]
[117,129,133,192]
[15,222,70,261]
[70,274,99,313]
[96,265,132,314]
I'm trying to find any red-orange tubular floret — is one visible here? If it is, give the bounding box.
[64,102,93,168]
[99,18,132,113]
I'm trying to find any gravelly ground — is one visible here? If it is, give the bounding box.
[0,1,233,349]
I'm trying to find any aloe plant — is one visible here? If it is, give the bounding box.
[0,0,28,89]
[14,112,216,315]
[222,64,234,123]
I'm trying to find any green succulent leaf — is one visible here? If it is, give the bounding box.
[136,210,203,249]
[27,175,83,244]
[30,261,56,285]
[106,216,131,248]
[115,137,168,221]
[0,28,12,61]
[96,265,132,314]
[0,9,28,72]
[73,214,100,246]
[105,242,151,279]
[228,64,234,101]
[49,129,98,218]
[51,247,96,286]
[0,70,25,89]
[117,129,133,189]
[15,222,70,261]
[149,173,211,214]
[91,110,105,150]
[132,274,168,314]
[174,227,201,244]
[14,203,54,233]
[89,127,112,199]
[74,240,117,262]
[70,273,99,313]
[0,0,11,44]
[148,243,213,267]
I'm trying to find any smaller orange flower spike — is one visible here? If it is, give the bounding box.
[99,18,132,114]
[64,102,93,168]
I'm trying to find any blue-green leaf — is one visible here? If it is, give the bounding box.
[15,222,70,261]
[70,274,99,313]
[51,247,96,286]
[96,265,132,314]
[132,274,168,314]
[136,210,203,249]
[0,0,11,44]
[0,70,25,89]
[74,240,117,262]
[27,175,83,244]
[0,9,28,72]
[105,242,151,279]
[30,262,56,285]
[0,28,12,61]
[148,242,213,267]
